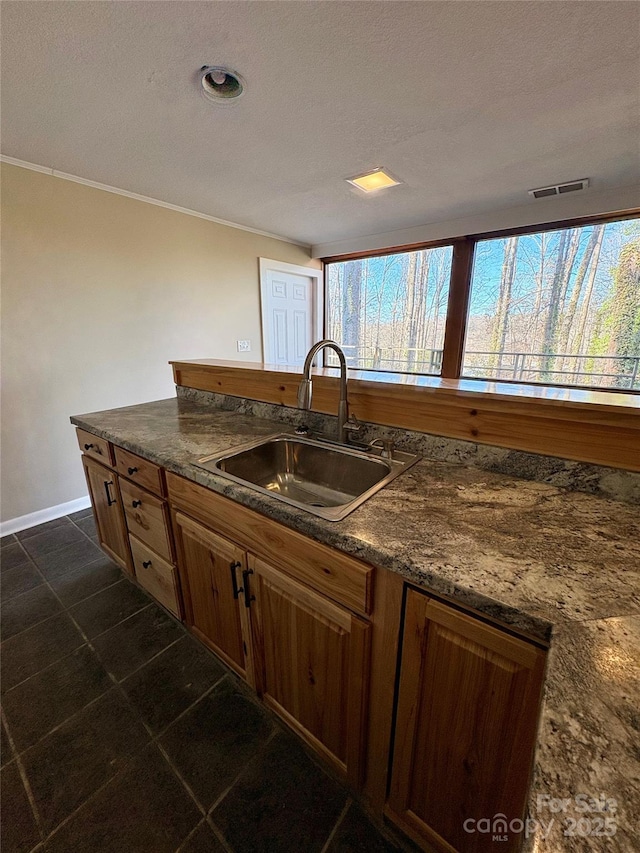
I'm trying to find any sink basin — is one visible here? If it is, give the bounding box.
[195,434,420,521]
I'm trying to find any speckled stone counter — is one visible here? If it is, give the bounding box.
[71,396,640,852]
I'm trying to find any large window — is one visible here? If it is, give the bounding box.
[463,220,640,389]
[325,246,453,373]
[324,215,640,391]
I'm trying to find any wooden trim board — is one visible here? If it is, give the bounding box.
[171,360,640,471]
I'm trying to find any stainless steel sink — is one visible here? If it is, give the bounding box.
[195,434,420,521]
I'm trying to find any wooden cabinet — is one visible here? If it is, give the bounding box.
[248,554,370,787]
[173,512,253,681]
[115,446,165,497]
[386,589,546,853]
[130,535,181,618]
[82,455,132,574]
[120,479,173,562]
[77,428,114,466]
[78,431,181,618]
[167,475,372,787]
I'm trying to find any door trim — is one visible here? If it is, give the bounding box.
[259,258,323,363]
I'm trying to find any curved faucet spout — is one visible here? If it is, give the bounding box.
[297,340,352,443]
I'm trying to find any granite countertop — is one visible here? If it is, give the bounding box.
[71,396,640,852]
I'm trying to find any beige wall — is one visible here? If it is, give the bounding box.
[1,163,316,522]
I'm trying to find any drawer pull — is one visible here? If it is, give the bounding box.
[132,499,142,508]
[229,560,242,599]
[84,443,94,450]
[104,480,116,507]
[128,466,138,476]
[142,560,152,568]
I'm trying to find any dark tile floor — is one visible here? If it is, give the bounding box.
[1,512,405,852]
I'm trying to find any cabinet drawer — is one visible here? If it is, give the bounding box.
[115,447,164,497]
[77,429,113,466]
[167,473,373,615]
[130,536,181,618]
[120,480,173,561]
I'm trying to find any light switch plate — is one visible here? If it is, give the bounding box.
[237,340,251,352]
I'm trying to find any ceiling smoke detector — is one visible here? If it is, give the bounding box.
[200,66,245,102]
[528,179,590,199]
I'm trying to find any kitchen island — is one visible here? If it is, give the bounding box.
[71,392,639,853]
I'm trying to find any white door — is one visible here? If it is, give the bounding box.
[260,260,323,365]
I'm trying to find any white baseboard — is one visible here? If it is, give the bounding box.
[1,496,92,537]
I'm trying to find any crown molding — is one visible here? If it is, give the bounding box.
[0,155,309,248]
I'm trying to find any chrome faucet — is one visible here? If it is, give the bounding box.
[297,340,360,444]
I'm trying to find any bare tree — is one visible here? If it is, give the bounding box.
[406,252,431,369]
[556,225,604,367]
[540,228,579,374]
[490,236,519,367]
[342,261,362,356]
[571,225,605,355]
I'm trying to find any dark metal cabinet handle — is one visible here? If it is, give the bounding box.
[132,499,142,508]
[229,561,242,599]
[84,443,94,450]
[128,467,138,476]
[104,480,116,506]
[142,560,152,569]
[242,568,255,608]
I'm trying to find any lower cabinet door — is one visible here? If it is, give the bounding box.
[173,512,252,682]
[386,589,546,853]
[82,456,132,574]
[248,554,371,788]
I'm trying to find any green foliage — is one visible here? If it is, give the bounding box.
[590,238,640,386]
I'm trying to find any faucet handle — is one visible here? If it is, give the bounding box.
[368,437,395,459]
[343,413,363,436]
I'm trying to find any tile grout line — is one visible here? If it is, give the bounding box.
[83,599,153,641]
[39,672,230,850]
[10,521,284,851]
[206,726,280,816]
[10,535,206,848]
[14,534,233,848]
[174,819,209,853]
[146,674,228,743]
[2,558,136,646]
[205,815,235,853]
[6,516,402,853]
[4,545,155,753]
[320,797,352,853]
[114,634,185,684]
[8,684,126,760]
[154,740,208,817]
[1,707,47,842]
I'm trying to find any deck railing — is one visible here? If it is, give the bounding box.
[326,345,640,390]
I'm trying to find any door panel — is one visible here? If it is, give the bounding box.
[261,269,314,365]
[249,555,370,787]
[387,590,546,853]
[83,456,131,574]
[173,512,250,680]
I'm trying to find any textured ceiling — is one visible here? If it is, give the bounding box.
[2,1,639,246]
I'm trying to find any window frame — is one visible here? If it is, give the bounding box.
[322,208,640,394]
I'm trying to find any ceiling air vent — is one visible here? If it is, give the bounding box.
[528,179,589,199]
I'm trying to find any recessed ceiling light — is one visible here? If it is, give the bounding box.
[200,66,245,103]
[346,168,402,193]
